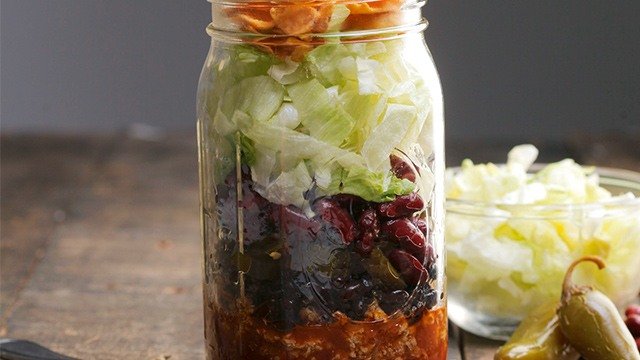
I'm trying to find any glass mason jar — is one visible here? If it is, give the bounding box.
[197,1,445,358]
[446,166,640,340]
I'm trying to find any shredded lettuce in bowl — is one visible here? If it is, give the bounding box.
[446,145,640,318]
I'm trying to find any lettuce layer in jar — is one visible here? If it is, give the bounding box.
[446,145,640,323]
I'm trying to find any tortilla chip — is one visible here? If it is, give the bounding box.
[270,5,318,35]
[228,7,275,33]
[224,1,404,60]
[346,0,403,15]
[343,11,402,31]
[263,36,316,62]
[312,4,334,33]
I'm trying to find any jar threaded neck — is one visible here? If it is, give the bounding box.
[208,0,426,40]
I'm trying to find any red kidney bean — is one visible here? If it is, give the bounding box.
[424,243,436,264]
[424,243,438,279]
[355,231,375,256]
[342,283,362,301]
[626,305,640,318]
[331,194,367,219]
[390,154,417,183]
[358,208,380,236]
[626,314,640,338]
[382,218,427,261]
[378,192,424,218]
[377,290,410,314]
[635,338,640,352]
[314,199,357,244]
[387,249,428,286]
[411,216,428,236]
[240,188,271,216]
[353,209,379,256]
[277,206,321,235]
[332,194,364,207]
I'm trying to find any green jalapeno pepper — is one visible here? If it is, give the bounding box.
[494,300,579,360]
[558,256,640,360]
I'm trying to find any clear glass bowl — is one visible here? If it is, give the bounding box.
[445,166,640,340]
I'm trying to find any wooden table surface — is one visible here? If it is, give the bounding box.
[1,133,639,360]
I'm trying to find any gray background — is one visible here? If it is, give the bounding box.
[2,1,639,142]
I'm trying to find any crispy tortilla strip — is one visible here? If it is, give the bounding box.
[263,36,315,61]
[346,0,403,15]
[229,7,275,32]
[270,5,319,35]
[312,4,334,33]
[225,1,404,60]
[343,11,402,30]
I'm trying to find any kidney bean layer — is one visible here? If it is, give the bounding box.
[390,154,417,183]
[378,192,424,218]
[411,216,429,236]
[387,249,428,286]
[358,208,380,236]
[355,232,375,256]
[354,208,380,256]
[314,199,357,244]
[383,218,427,261]
[277,206,322,235]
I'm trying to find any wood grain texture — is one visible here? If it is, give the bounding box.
[1,135,113,328]
[458,331,504,360]
[2,135,203,359]
[447,321,463,360]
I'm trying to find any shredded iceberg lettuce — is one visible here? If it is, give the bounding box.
[327,4,350,32]
[446,145,618,205]
[261,161,313,212]
[361,104,417,172]
[220,76,284,122]
[340,90,387,152]
[268,103,300,129]
[287,79,355,146]
[207,39,435,204]
[268,58,305,85]
[243,119,415,203]
[325,167,416,202]
[446,145,640,318]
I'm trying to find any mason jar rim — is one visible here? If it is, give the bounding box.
[207,0,426,8]
[206,0,428,42]
[445,165,640,220]
[206,20,428,43]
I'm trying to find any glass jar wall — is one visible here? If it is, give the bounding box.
[197,1,445,358]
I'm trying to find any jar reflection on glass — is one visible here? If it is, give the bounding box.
[197,1,446,358]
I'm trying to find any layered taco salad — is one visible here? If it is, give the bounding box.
[198,1,446,358]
